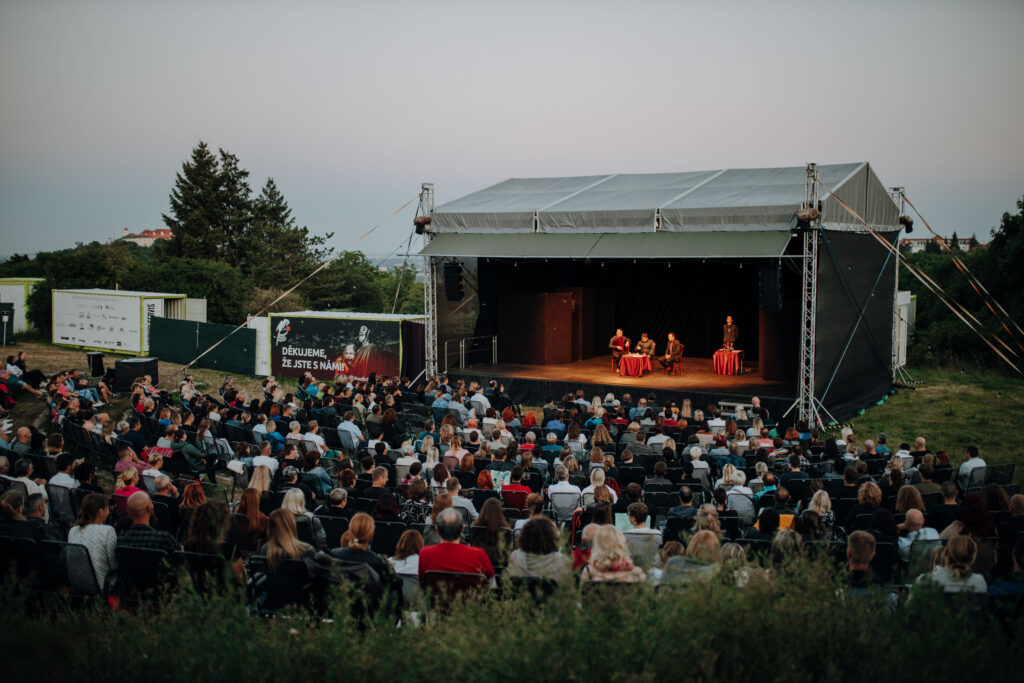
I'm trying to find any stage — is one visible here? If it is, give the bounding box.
[447,355,797,416]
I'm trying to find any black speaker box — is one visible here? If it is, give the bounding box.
[86,351,105,378]
[759,262,783,312]
[114,357,159,393]
[443,262,464,301]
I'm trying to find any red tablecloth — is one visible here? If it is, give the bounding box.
[713,349,744,375]
[619,354,652,377]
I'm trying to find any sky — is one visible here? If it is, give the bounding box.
[2,0,1022,258]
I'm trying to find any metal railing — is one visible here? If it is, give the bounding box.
[443,335,497,373]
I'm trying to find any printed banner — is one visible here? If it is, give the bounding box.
[269,315,400,381]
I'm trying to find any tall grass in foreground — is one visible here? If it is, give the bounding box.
[2,554,1018,683]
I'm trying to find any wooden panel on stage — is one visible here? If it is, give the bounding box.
[497,291,573,365]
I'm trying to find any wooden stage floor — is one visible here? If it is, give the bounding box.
[456,356,794,401]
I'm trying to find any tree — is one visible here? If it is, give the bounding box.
[949,231,960,251]
[378,265,424,314]
[968,233,980,251]
[924,238,942,254]
[302,251,385,312]
[216,149,253,268]
[242,178,333,287]
[162,142,225,259]
[125,257,247,324]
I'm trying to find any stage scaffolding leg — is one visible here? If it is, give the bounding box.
[419,183,438,378]
[794,163,822,427]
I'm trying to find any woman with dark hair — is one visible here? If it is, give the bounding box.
[381,408,403,447]
[373,491,402,522]
[389,529,424,578]
[303,451,332,498]
[235,488,269,545]
[67,493,117,592]
[895,485,926,514]
[423,493,453,546]
[507,517,571,583]
[401,480,432,524]
[591,500,614,526]
[796,510,827,541]
[470,497,510,568]
[185,501,242,581]
[984,484,1011,524]
[939,494,999,571]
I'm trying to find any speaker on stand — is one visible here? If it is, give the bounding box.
[759,262,783,312]
[443,261,464,301]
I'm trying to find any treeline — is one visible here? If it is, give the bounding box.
[902,194,1024,366]
[0,142,422,329]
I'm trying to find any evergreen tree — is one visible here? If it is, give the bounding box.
[243,178,333,286]
[162,142,225,258]
[924,238,942,254]
[949,231,960,251]
[968,233,980,251]
[216,149,253,268]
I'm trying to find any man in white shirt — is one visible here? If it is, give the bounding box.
[304,420,327,454]
[547,466,582,495]
[957,445,986,492]
[251,441,279,474]
[14,458,48,521]
[445,477,479,522]
[897,508,941,563]
[49,453,80,489]
[337,410,365,444]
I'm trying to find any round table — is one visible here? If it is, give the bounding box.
[619,354,652,377]
[713,348,744,375]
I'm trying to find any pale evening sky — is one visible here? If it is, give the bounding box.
[1,0,1022,258]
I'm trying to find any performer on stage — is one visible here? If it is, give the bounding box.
[659,332,683,375]
[608,328,631,374]
[635,332,655,360]
[722,315,738,350]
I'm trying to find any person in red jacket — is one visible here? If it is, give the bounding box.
[419,507,495,584]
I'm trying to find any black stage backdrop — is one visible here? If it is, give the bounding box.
[474,259,767,362]
[814,230,898,419]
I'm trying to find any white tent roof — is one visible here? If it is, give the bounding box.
[430,162,898,235]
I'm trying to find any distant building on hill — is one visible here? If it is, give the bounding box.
[120,228,173,247]
[899,236,986,254]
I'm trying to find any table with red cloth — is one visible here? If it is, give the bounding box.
[713,348,744,375]
[619,354,652,377]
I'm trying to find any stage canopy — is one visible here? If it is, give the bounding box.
[422,162,899,258]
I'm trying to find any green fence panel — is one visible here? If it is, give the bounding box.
[149,317,256,376]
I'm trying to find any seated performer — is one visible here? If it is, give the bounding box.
[609,328,631,374]
[659,332,683,374]
[722,315,738,350]
[635,333,655,360]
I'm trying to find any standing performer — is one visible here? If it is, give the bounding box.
[609,328,631,374]
[659,332,683,375]
[722,315,738,350]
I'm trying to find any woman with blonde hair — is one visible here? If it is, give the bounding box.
[99,420,117,446]
[692,504,723,539]
[563,455,580,476]
[439,423,455,448]
[714,463,737,491]
[747,416,764,439]
[114,467,143,498]
[680,398,692,419]
[418,435,435,457]
[281,487,326,550]
[263,509,314,571]
[591,424,613,450]
[249,464,271,493]
[808,489,835,531]
[329,512,391,577]
[915,535,987,594]
[580,525,646,583]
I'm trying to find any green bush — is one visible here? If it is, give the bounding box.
[2,554,1018,682]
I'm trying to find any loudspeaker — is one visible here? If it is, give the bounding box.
[759,262,783,312]
[443,262,464,301]
[114,357,159,393]
[86,351,105,378]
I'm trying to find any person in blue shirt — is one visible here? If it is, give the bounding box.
[544,411,566,437]
[263,419,285,454]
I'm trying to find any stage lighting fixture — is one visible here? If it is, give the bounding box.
[413,215,432,235]
[899,215,914,234]
[795,207,820,230]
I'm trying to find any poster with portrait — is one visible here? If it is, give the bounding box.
[268,314,401,381]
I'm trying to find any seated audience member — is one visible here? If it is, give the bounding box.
[846,530,878,591]
[262,508,315,570]
[624,502,662,569]
[506,517,572,584]
[897,508,941,564]
[319,488,354,520]
[117,491,179,554]
[926,482,962,531]
[580,525,646,583]
[915,535,988,594]
[572,523,599,571]
[418,507,495,585]
[67,493,117,591]
[329,512,392,579]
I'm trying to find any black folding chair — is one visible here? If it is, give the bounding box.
[371,520,408,556]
